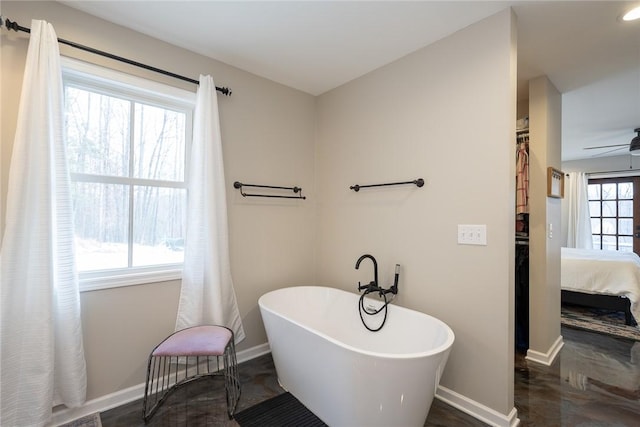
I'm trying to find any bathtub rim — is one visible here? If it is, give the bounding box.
[258,285,455,360]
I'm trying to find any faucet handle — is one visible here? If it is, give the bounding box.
[358,281,376,292]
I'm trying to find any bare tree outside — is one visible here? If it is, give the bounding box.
[64,85,187,272]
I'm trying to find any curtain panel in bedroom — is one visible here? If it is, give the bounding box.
[566,171,593,249]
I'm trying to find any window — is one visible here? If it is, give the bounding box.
[62,59,194,290]
[588,177,639,252]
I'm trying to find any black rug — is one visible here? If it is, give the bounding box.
[60,413,102,427]
[235,392,327,427]
[561,304,640,342]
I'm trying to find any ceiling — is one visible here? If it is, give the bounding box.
[59,1,640,161]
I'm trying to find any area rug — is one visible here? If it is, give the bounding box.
[60,413,102,427]
[234,392,327,427]
[561,304,640,342]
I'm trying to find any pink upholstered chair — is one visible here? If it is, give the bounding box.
[142,325,241,422]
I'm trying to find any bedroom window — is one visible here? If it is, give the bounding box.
[588,177,640,253]
[62,58,195,290]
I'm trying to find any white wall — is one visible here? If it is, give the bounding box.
[315,9,517,419]
[1,1,317,401]
[527,76,563,363]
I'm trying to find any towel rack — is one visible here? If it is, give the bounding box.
[233,181,306,199]
[350,178,424,192]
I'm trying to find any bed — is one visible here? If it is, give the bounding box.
[561,247,640,327]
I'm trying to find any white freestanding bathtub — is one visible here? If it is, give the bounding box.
[258,285,455,427]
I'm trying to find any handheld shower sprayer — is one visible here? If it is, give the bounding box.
[391,264,400,294]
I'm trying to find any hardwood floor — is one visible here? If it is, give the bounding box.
[99,325,640,426]
[514,326,640,426]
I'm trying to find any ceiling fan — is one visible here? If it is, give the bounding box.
[583,128,640,156]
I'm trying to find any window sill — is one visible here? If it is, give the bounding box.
[79,267,182,292]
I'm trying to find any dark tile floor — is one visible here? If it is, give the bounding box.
[100,325,640,426]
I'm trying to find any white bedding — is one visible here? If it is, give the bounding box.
[561,247,640,324]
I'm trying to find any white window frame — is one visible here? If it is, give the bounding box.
[62,58,195,292]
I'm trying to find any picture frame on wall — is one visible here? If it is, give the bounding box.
[547,167,564,198]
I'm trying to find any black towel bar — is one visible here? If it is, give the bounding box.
[350,178,424,192]
[233,181,306,199]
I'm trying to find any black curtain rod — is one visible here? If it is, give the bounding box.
[1,17,232,96]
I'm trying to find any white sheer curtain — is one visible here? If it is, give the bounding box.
[175,75,245,342]
[1,20,87,426]
[566,171,593,249]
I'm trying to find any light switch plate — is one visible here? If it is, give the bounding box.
[458,224,487,245]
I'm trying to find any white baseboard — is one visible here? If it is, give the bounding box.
[436,385,520,427]
[237,342,271,362]
[525,335,564,366]
[49,342,271,426]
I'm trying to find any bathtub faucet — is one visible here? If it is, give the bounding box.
[356,254,379,293]
[355,254,399,296]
